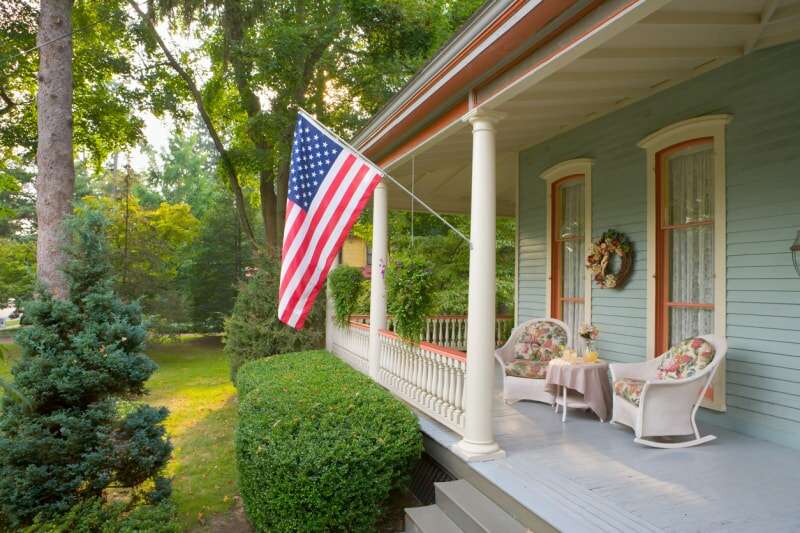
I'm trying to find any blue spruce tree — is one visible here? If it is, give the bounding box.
[0,211,172,527]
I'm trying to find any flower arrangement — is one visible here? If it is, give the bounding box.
[578,323,599,341]
[579,323,599,360]
[586,229,633,289]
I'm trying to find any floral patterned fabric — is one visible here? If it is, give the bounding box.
[505,359,549,379]
[655,337,716,380]
[614,378,645,406]
[513,321,567,363]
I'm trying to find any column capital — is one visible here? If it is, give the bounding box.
[462,108,506,129]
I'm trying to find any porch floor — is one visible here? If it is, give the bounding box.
[418,369,800,533]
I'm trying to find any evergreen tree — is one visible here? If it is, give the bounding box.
[0,211,172,527]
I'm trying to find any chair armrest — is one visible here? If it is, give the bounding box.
[609,359,659,381]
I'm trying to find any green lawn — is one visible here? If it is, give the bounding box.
[0,343,18,380]
[144,336,241,531]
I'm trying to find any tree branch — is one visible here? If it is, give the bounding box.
[128,0,260,250]
[0,88,15,116]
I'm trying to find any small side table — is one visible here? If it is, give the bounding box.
[546,361,612,422]
[553,386,592,422]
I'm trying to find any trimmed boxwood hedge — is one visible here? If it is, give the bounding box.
[235,351,422,532]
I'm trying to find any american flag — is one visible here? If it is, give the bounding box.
[278,111,383,329]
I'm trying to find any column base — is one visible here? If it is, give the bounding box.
[451,439,506,463]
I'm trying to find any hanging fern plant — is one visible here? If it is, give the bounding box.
[328,265,366,327]
[387,256,435,343]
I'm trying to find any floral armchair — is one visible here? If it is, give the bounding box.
[610,335,727,448]
[495,318,571,404]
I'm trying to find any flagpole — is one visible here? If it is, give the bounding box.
[297,108,473,249]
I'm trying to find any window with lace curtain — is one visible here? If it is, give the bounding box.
[639,115,729,411]
[551,176,585,345]
[655,139,715,353]
[541,159,593,348]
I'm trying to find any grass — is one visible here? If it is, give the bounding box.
[144,336,241,531]
[0,343,18,381]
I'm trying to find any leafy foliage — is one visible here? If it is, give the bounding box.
[328,265,367,326]
[79,195,200,332]
[0,238,35,306]
[0,2,159,168]
[140,0,484,247]
[223,262,324,380]
[235,351,422,533]
[0,211,171,527]
[388,212,516,316]
[23,498,179,533]
[386,255,436,343]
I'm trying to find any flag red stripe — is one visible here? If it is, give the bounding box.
[281,202,303,261]
[279,153,356,295]
[280,163,370,322]
[290,171,383,328]
[280,203,305,287]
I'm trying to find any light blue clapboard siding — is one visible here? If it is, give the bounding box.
[516,41,800,449]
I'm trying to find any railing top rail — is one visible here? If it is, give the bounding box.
[347,320,370,331]
[349,314,513,321]
[378,329,467,362]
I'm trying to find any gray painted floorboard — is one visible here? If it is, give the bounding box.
[419,369,800,532]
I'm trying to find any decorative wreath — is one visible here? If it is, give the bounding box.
[586,229,633,289]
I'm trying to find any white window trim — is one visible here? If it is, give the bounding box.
[541,158,593,326]
[638,114,732,412]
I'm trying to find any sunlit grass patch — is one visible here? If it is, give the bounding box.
[145,336,240,531]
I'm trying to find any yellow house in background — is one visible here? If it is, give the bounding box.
[340,236,371,276]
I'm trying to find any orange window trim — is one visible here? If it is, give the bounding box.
[654,137,714,354]
[550,174,584,320]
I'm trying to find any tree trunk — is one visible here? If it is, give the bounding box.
[35,0,75,299]
[259,173,278,254]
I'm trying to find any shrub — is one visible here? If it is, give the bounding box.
[223,261,324,380]
[24,498,180,533]
[235,351,422,533]
[328,265,366,326]
[386,256,435,342]
[0,212,172,527]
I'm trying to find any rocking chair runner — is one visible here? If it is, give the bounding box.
[610,334,728,448]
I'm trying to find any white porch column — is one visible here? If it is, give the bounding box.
[368,180,388,379]
[454,110,506,462]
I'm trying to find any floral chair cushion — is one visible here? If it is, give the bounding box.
[614,378,645,406]
[513,321,567,363]
[656,337,716,380]
[505,359,548,379]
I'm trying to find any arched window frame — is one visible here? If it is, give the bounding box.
[639,115,731,412]
[541,159,593,328]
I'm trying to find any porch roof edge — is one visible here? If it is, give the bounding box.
[352,0,590,163]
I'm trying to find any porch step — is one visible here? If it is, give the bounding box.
[404,479,528,533]
[435,480,528,533]
[404,505,463,533]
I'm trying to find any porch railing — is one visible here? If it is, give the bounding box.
[377,329,467,434]
[328,313,515,436]
[350,314,513,351]
[328,320,369,374]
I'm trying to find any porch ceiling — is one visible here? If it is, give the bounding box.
[381,0,800,217]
